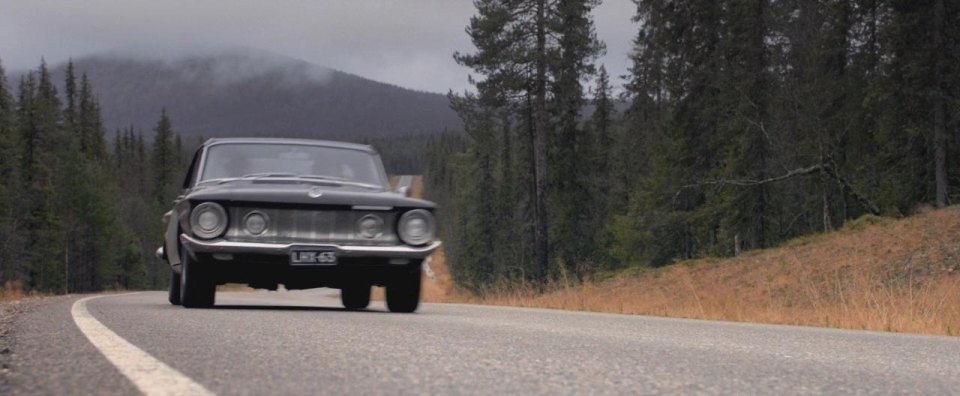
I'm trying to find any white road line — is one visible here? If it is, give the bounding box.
[71,294,215,396]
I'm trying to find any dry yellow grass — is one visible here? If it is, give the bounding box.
[419,248,456,301]
[217,284,256,292]
[409,176,424,201]
[388,174,423,197]
[0,281,49,302]
[0,281,26,301]
[431,207,960,336]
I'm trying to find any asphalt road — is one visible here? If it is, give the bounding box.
[3,290,960,395]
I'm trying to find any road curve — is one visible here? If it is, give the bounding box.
[3,290,959,395]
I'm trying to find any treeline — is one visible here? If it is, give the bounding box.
[362,133,454,175]
[427,0,960,290]
[0,59,189,293]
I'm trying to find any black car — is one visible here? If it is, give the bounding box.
[157,138,440,312]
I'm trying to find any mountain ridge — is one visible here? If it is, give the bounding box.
[11,49,462,140]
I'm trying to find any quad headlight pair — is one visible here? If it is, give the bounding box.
[190,203,268,239]
[356,209,435,246]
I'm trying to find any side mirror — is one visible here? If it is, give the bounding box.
[396,186,410,197]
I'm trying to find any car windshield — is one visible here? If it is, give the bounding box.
[199,143,387,188]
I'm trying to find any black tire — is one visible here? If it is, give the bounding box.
[386,263,421,313]
[168,269,182,305]
[180,248,215,308]
[341,283,371,310]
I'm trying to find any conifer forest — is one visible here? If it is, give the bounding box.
[1,0,958,294]
[427,0,960,290]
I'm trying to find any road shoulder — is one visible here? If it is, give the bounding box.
[0,297,28,392]
[0,295,139,396]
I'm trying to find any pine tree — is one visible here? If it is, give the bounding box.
[136,131,148,198]
[174,132,184,170]
[447,93,498,287]
[78,74,107,161]
[62,69,126,291]
[63,60,77,132]
[614,0,724,264]
[590,66,614,190]
[19,62,66,292]
[493,109,524,279]
[455,0,555,285]
[931,0,949,207]
[113,129,122,168]
[0,59,21,284]
[455,0,604,284]
[584,65,616,266]
[713,0,772,250]
[152,109,176,206]
[547,0,604,276]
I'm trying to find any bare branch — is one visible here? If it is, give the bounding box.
[679,164,825,189]
[674,163,881,215]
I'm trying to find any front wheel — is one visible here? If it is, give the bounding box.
[168,269,182,305]
[341,283,371,310]
[386,263,421,313]
[180,248,215,308]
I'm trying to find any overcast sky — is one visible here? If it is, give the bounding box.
[0,1,638,94]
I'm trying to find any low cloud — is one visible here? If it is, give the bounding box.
[0,1,637,93]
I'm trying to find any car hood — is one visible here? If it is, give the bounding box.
[185,181,435,209]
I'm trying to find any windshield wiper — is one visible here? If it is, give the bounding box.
[295,174,345,181]
[240,172,298,178]
[295,175,382,190]
[199,173,382,190]
[204,173,299,185]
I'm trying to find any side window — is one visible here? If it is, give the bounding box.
[182,149,202,189]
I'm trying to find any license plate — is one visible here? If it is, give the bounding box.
[290,250,338,266]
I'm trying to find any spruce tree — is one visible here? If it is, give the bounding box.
[614,0,724,264]
[547,0,604,276]
[455,0,604,284]
[78,74,107,161]
[0,59,21,284]
[455,0,555,285]
[64,69,125,291]
[584,65,616,266]
[63,60,77,132]
[152,109,176,206]
[18,62,66,292]
[714,0,772,249]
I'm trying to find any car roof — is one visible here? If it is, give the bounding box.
[202,137,377,153]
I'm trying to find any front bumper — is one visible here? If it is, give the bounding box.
[179,234,441,259]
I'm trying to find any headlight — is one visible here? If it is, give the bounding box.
[357,214,384,239]
[243,211,269,235]
[190,202,228,239]
[397,209,435,246]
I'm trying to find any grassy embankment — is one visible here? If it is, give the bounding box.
[423,205,960,336]
[0,282,30,302]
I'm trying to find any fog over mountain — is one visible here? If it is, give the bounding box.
[22,49,463,140]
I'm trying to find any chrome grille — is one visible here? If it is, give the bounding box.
[225,207,398,246]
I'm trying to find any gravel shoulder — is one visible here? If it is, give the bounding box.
[0,297,30,394]
[0,295,138,396]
